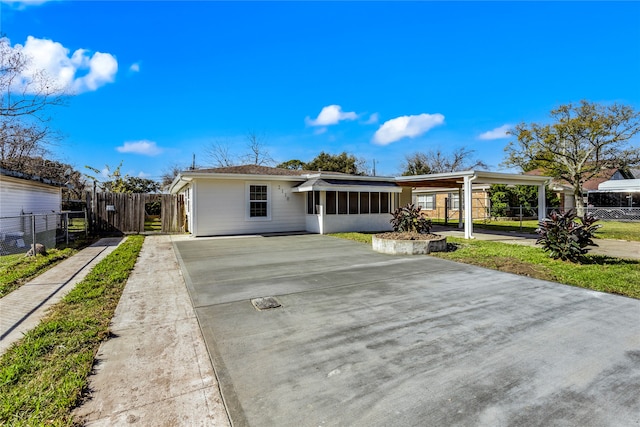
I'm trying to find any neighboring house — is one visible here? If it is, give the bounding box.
[0,169,63,251]
[0,169,63,217]
[413,187,490,220]
[525,168,635,210]
[169,165,403,237]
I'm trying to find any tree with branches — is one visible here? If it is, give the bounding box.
[0,37,67,172]
[401,147,487,176]
[504,100,640,215]
[205,131,274,167]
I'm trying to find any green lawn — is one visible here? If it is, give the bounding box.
[0,235,145,427]
[0,249,77,298]
[431,218,640,242]
[329,233,640,299]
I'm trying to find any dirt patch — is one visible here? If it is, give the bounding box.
[455,256,556,281]
[375,232,443,241]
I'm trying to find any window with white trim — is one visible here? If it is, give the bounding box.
[248,184,269,218]
[448,193,461,210]
[416,194,435,210]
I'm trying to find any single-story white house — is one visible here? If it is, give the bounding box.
[169,165,404,237]
[170,166,551,239]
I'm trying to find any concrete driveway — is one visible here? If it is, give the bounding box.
[173,234,640,427]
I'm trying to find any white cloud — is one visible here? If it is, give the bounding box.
[11,36,118,94]
[129,62,141,72]
[364,113,379,125]
[373,113,445,145]
[479,124,512,140]
[116,140,163,156]
[306,105,358,126]
[1,0,52,9]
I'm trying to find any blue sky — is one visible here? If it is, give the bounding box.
[2,1,639,181]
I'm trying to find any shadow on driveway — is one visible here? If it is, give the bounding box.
[173,234,640,427]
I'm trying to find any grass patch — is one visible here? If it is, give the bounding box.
[329,233,640,299]
[144,217,162,232]
[0,249,77,298]
[431,218,640,242]
[0,235,145,426]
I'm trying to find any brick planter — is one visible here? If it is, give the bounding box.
[372,234,447,255]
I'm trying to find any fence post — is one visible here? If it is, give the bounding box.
[31,214,36,255]
[65,212,69,245]
[519,205,523,231]
[444,197,449,226]
[84,209,88,238]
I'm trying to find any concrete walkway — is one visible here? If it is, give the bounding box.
[0,238,122,355]
[73,235,229,426]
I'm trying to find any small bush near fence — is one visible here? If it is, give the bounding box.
[0,212,87,257]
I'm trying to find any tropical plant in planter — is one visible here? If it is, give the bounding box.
[535,209,601,262]
[390,203,432,234]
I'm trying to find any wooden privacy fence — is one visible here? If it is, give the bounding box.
[87,192,184,234]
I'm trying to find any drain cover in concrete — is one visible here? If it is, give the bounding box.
[251,296,282,311]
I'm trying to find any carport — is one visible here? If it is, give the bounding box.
[395,170,551,239]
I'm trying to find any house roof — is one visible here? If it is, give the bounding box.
[192,165,318,176]
[0,167,65,187]
[169,165,396,193]
[292,177,401,193]
[395,170,550,189]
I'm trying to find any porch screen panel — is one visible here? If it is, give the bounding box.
[349,192,359,214]
[307,192,314,214]
[326,191,337,215]
[338,192,348,214]
[371,192,380,214]
[380,192,389,213]
[360,192,369,214]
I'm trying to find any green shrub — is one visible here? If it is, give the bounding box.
[536,210,601,262]
[390,203,432,234]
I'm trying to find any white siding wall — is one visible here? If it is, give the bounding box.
[193,179,306,236]
[0,175,61,217]
[322,213,393,234]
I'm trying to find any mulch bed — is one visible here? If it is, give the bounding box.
[375,232,444,241]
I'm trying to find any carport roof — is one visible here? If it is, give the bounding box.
[394,169,551,188]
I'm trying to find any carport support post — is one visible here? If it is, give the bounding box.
[463,175,474,239]
[538,184,547,221]
[458,187,463,229]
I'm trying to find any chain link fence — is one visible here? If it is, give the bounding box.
[0,211,87,256]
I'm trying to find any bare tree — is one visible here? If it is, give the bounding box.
[402,147,487,175]
[0,37,67,172]
[204,131,275,167]
[160,163,185,188]
[204,141,237,167]
[240,131,274,166]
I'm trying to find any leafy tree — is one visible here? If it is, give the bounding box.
[304,151,364,175]
[401,152,432,176]
[489,184,560,217]
[505,100,640,215]
[276,159,305,170]
[402,147,487,176]
[86,162,159,193]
